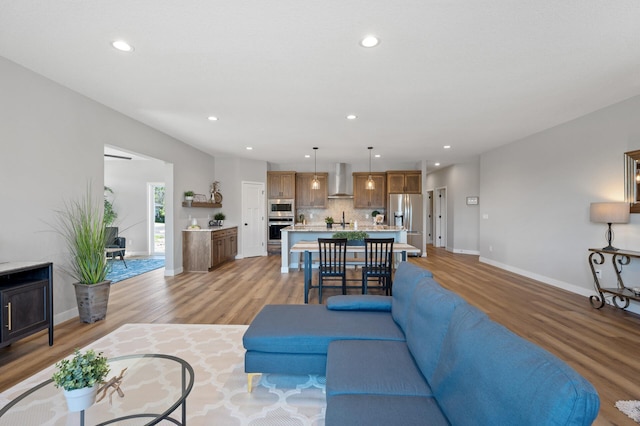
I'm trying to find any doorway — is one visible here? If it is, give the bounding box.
[426,190,434,245]
[148,183,166,255]
[242,181,266,257]
[434,187,447,248]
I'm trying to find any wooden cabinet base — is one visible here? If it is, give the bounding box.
[183,227,238,272]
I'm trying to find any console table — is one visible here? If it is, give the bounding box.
[0,262,53,348]
[588,248,640,309]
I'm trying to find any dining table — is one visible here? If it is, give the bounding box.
[290,240,421,303]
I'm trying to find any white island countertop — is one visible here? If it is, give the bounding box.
[182,223,238,232]
[280,225,407,273]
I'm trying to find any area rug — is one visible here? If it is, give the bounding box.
[106,257,165,283]
[616,400,640,423]
[0,324,326,425]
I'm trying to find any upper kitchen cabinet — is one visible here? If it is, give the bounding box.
[353,172,386,209]
[387,171,421,194]
[295,172,328,208]
[267,171,296,199]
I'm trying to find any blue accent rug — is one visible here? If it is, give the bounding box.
[106,257,165,283]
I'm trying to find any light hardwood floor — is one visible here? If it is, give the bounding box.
[1,247,639,425]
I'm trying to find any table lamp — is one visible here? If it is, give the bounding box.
[589,202,630,251]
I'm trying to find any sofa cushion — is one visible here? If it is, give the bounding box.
[431,303,600,426]
[243,304,404,354]
[391,262,434,332]
[404,282,466,383]
[325,394,449,426]
[326,340,432,398]
[327,295,392,311]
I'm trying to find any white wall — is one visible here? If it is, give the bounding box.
[105,157,166,255]
[426,159,481,254]
[0,56,217,322]
[479,95,640,301]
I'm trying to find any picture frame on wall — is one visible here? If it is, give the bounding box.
[466,196,479,205]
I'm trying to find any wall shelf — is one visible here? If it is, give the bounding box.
[182,202,222,208]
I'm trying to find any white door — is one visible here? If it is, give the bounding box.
[242,181,266,257]
[435,187,447,248]
[148,182,166,256]
[426,190,434,245]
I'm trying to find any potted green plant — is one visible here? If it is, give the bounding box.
[54,186,111,323]
[184,190,195,206]
[52,349,110,412]
[332,231,369,245]
[214,212,226,226]
[325,216,334,229]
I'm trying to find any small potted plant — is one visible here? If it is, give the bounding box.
[332,230,369,245]
[184,191,195,206]
[52,349,110,412]
[214,212,226,226]
[325,216,334,229]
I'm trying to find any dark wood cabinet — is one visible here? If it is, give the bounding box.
[295,172,328,208]
[387,171,421,194]
[0,262,53,348]
[353,172,386,209]
[267,172,296,199]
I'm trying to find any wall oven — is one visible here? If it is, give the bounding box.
[268,217,294,244]
[268,199,294,217]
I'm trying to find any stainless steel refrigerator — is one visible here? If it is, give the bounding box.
[388,193,423,256]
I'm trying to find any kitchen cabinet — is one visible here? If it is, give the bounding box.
[353,172,386,209]
[182,227,238,272]
[267,171,296,199]
[0,262,53,348]
[387,171,421,194]
[295,172,328,208]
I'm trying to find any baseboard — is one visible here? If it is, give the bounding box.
[165,266,182,276]
[55,308,78,325]
[452,248,480,255]
[479,256,593,297]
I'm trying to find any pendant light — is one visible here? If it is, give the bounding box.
[366,147,375,190]
[311,147,320,190]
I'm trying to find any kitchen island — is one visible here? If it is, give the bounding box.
[182,224,238,272]
[280,225,407,273]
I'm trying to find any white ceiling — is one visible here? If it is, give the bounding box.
[1,1,639,168]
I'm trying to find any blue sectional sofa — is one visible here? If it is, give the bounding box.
[243,262,600,425]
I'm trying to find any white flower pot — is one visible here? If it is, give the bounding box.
[64,385,98,412]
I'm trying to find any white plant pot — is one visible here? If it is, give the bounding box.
[63,385,98,412]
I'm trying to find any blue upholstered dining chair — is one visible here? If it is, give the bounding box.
[317,238,348,303]
[362,238,394,295]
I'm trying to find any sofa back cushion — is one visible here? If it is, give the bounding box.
[404,283,466,383]
[391,262,433,332]
[431,303,600,426]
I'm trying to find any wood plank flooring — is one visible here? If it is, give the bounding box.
[2,247,640,425]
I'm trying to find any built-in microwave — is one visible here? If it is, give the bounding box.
[268,199,294,217]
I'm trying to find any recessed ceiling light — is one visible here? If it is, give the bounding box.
[111,40,134,52]
[375,154,381,158]
[443,145,451,149]
[434,163,441,166]
[346,114,357,120]
[305,154,311,158]
[207,116,219,121]
[360,35,380,48]
[246,147,253,150]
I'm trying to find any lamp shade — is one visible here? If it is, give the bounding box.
[589,202,630,224]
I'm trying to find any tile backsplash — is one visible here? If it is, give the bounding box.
[296,199,385,226]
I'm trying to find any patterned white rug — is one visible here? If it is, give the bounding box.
[0,324,326,425]
[616,400,640,423]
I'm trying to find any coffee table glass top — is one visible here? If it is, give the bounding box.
[0,354,194,426]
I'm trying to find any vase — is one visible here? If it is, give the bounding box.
[73,280,111,323]
[63,385,98,412]
[326,223,332,229]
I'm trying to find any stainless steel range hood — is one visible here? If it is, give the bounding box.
[328,163,353,199]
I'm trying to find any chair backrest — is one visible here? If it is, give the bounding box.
[318,238,347,275]
[105,227,119,245]
[364,238,394,273]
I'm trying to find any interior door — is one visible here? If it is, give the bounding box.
[435,187,447,248]
[242,181,266,257]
